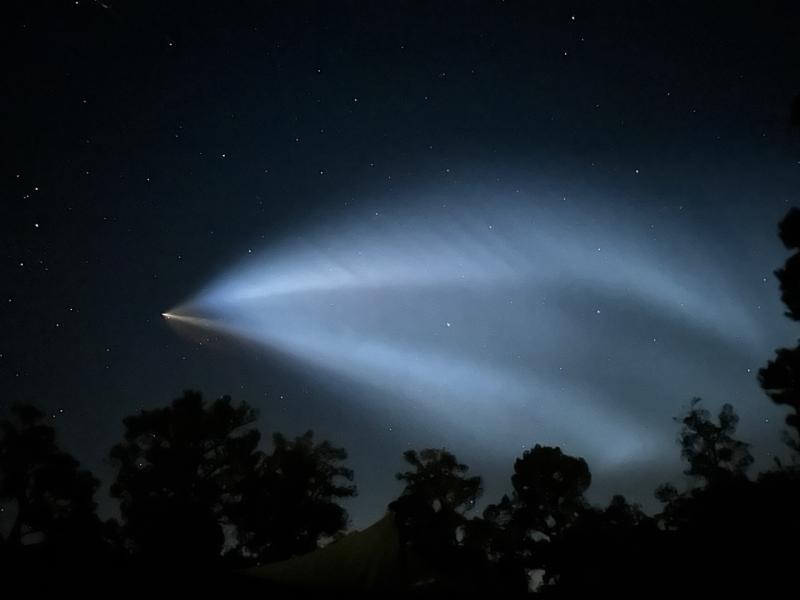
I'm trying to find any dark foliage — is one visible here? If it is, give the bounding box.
[760,208,800,443]
[0,403,108,557]
[479,445,593,592]
[676,398,753,484]
[107,390,355,571]
[388,448,494,592]
[232,429,356,563]
[109,390,261,567]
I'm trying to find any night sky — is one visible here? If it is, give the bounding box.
[4,1,800,527]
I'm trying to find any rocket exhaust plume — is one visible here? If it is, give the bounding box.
[164,186,768,473]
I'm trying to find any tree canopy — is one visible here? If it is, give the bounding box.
[233,429,356,563]
[760,207,800,446]
[676,398,753,484]
[109,390,261,566]
[0,404,102,554]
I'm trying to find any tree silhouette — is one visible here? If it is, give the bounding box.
[654,398,752,535]
[389,448,485,590]
[0,404,104,557]
[508,444,591,539]
[394,448,482,514]
[233,429,356,563]
[109,390,261,567]
[759,207,800,448]
[643,394,798,595]
[544,494,662,594]
[676,398,753,485]
[480,445,592,591]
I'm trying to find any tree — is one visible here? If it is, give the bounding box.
[0,404,103,555]
[109,390,261,566]
[233,430,356,563]
[545,495,660,594]
[603,494,647,528]
[389,448,484,589]
[509,444,591,538]
[479,445,591,592]
[394,448,482,514]
[760,207,800,446]
[476,494,530,593]
[676,398,753,485]
[655,399,754,543]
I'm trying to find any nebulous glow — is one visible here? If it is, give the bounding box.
[170,187,772,475]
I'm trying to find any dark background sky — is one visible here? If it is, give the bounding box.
[3,1,800,527]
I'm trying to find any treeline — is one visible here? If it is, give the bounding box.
[2,209,800,595]
[0,394,356,574]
